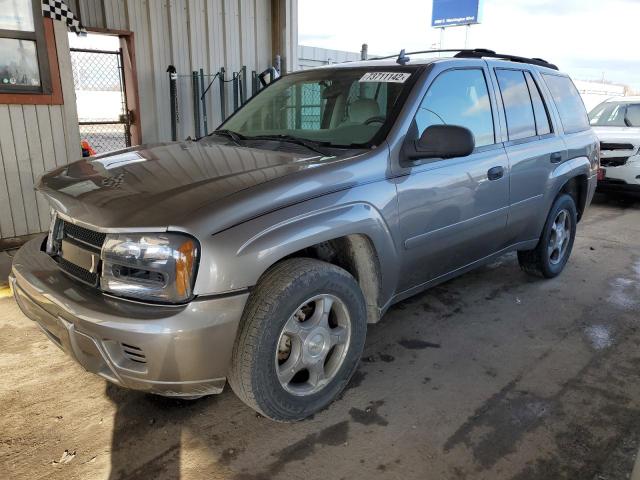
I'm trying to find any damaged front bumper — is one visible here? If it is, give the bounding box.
[10,235,249,397]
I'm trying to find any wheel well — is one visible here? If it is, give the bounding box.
[559,175,588,221]
[284,235,382,323]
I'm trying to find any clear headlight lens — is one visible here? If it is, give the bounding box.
[100,233,199,303]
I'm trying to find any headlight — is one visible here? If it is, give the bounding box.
[100,233,199,303]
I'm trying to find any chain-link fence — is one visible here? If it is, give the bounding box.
[70,48,131,154]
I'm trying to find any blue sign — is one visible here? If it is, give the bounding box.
[432,0,482,27]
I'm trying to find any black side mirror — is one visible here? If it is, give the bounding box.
[407,125,475,161]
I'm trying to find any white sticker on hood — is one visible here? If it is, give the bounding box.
[359,72,411,83]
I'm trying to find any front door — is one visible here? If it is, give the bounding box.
[396,67,510,292]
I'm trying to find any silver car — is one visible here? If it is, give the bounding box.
[10,50,599,421]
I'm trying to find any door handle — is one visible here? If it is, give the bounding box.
[487,166,504,181]
[550,152,563,163]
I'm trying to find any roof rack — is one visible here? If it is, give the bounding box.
[370,48,558,71]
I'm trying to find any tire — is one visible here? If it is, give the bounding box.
[518,193,577,278]
[228,258,367,421]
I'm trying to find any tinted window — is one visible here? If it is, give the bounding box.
[415,69,494,147]
[525,72,551,135]
[496,69,536,140]
[542,74,589,133]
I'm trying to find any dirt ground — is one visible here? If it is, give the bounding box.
[2,193,640,480]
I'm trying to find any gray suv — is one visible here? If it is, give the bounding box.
[10,49,598,421]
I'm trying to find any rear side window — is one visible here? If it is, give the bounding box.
[495,69,536,141]
[524,72,551,135]
[415,69,495,147]
[542,74,589,133]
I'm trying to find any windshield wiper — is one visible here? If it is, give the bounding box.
[247,134,332,157]
[210,129,246,145]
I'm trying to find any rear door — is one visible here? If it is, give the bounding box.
[395,65,510,292]
[488,63,567,244]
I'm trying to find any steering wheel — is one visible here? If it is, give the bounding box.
[364,116,386,125]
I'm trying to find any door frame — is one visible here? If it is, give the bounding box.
[85,27,142,146]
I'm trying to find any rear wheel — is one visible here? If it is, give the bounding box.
[228,258,367,421]
[518,193,577,278]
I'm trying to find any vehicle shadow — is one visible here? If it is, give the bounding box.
[106,384,218,480]
[105,373,365,479]
[592,191,640,208]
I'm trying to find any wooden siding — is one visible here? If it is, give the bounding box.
[0,0,297,241]
[0,22,80,239]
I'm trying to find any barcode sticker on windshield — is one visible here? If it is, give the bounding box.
[359,72,411,83]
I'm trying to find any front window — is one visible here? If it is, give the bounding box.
[220,67,417,147]
[589,102,640,127]
[414,68,495,147]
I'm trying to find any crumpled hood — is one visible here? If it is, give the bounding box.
[37,139,367,231]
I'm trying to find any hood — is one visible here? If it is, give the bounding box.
[592,126,640,146]
[38,139,375,231]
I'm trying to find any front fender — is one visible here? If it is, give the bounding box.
[193,185,400,305]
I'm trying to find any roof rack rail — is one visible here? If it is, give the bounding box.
[370,48,559,71]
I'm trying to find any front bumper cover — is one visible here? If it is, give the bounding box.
[10,235,249,397]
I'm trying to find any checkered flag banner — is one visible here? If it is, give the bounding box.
[41,0,87,35]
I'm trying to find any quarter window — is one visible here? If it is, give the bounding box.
[542,74,589,134]
[415,69,495,148]
[496,69,536,141]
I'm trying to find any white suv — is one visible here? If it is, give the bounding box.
[589,97,640,193]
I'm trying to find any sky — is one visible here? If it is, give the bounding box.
[298,0,640,91]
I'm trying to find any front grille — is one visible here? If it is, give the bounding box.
[62,221,106,250]
[600,142,635,151]
[601,157,630,167]
[58,257,99,286]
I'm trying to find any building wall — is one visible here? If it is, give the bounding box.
[574,79,627,112]
[0,22,81,240]
[68,0,278,143]
[298,45,362,70]
[0,0,298,242]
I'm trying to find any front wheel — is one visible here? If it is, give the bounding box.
[518,193,577,278]
[228,258,367,421]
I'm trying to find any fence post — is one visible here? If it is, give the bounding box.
[219,67,226,121]
[361,43,368,60]
[167,65,178,141]
[251,70,258,96]
[192,71,201,138]
[232,72,239,112]
[199,68,208,135]
[241,66,247,105]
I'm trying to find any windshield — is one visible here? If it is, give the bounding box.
[219,67,417,147]
[589,102,640,127]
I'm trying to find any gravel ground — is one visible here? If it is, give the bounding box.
[1,193,640,480]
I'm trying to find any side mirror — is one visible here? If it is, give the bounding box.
[407,125,475,161]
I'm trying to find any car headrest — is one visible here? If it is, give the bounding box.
[348,98,380,123]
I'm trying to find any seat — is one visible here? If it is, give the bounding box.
[343,98,381,125]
